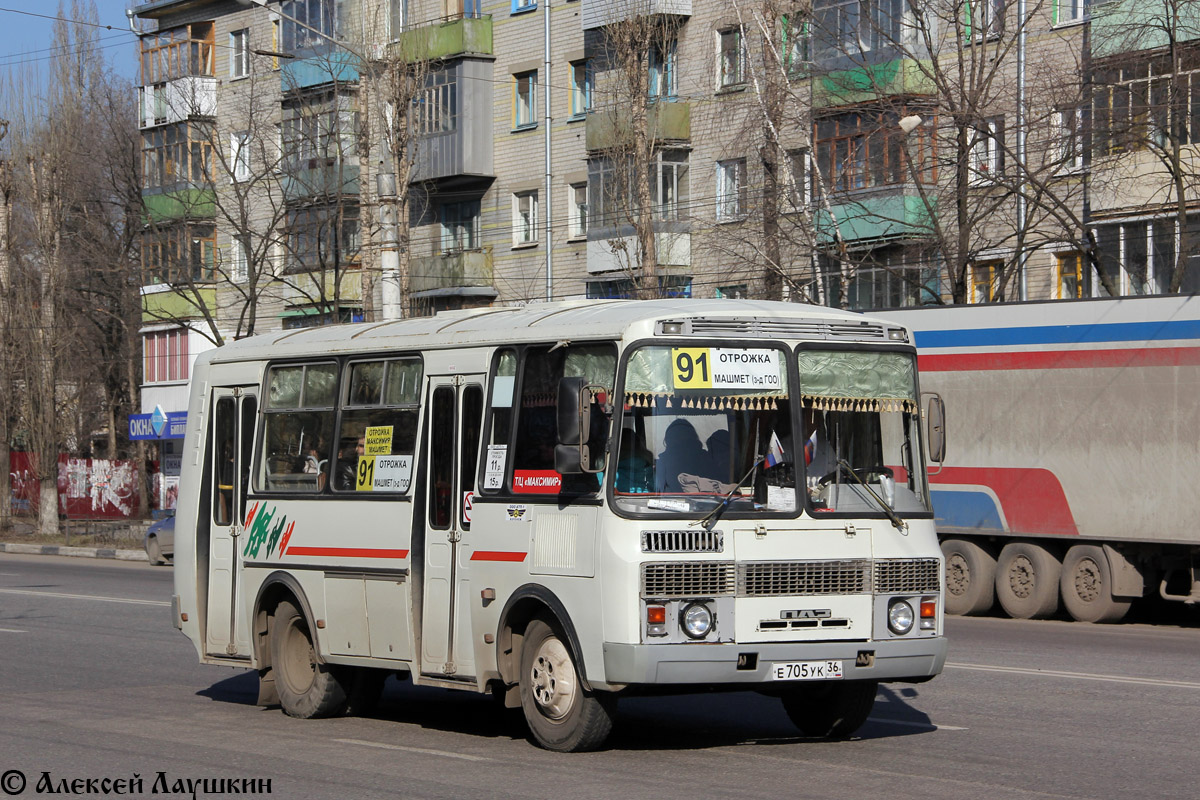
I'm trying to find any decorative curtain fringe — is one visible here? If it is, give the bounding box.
[801,395,916,414]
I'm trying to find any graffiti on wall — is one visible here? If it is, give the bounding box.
[9,453,141,519]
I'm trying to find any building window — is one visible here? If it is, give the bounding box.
[511,0,537,13]
[144,329,190,384]
[969,261,1000,303]
[1056,0,1085,23]
[716,159,747,221]
[820,247,940,309]
[655,150,689,221]
[569,60,592,118]
[718,27,745,89]
[716,284,747,299]
[813,110,933,193]
[231,131,251,182]
[141,225,217,285]
[416,68,458,135]
[1056,252,1083,299]
[785,148,810,209]
[649,38,677,98]
[440,201,481,251]
[231,236,249,283]
[783,14,809,76]
[230,28,250,79]
[969,0,1005,39]
[281,0,338,52]
[1091,51,1200,156]
[567,183,588,239]
[514,71,537,129]
[969,117,1004,184]
[141,122,214,192]
[139,22,213,84]
[1094,220,1175,295]
[513,191,539,245]
[1053,106,1083,172]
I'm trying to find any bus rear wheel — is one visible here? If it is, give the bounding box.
[942,538,996,616]
[781,680,878,739]
[996,542,1061,619]
[518,618,615,752]
[271,599,350,719]
[1060,545,1131,623]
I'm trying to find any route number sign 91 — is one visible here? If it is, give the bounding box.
[671,348,780,391]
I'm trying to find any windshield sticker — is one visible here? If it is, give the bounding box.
[512,470,562,494]
[484,444,508,489]
[647,498,690,512]
[672,348,780,391]
[506,504,529,521]
[364,425,393,455]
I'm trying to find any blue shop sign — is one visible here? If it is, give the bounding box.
[129,410,188,440]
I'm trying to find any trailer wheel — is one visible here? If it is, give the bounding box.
[781,680,878,739]
[995,542,1061,619]
[941,538,996,616]
[271,599,350,718]
[1060,545,1131,623]
[519,617,615,752]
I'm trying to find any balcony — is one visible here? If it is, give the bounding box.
[281,51,359,92]
[410,248,495,297]
[811,59,934,109]
[581,0,690,30]
[141,284,216,324]
[281,163,360,201]
[586,101,690,152]
[142,188,215,223]
[139,77,216,129]
[388,15,493,63]
[411,59,494,184]
[816,192,936,244]
[586,230,690,274]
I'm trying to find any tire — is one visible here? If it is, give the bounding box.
[146,535,165,566]
[781,680,878,739]
[941,538,997,616]
[995,542,1062,619]
[270,599,350,718]
[1060,545,1131,623]
[519,618,615,752]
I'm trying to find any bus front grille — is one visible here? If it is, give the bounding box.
[874,558,942,594]
[641,562,737,598]
[739,560,871,596]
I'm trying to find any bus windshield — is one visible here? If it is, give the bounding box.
[612,344,798,516]
[797,349,930,516]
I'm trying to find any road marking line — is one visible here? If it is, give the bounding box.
[869,717,967,731]
[0,588,169,607]
[0,627,27,633]
[335,738,491,762]
[947,661,1200,689]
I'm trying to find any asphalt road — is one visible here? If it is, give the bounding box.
[1,553,1197,800]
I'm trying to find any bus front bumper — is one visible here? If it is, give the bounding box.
[601,636,947,687]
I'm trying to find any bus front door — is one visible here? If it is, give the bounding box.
[420,376,484,679]
[205,387,257,658]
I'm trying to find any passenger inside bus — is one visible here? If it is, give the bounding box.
[336,436,365,490]
[655,419,707,493]
[614,428,653,493]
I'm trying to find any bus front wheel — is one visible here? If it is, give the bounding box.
[781,680,878,738]
[271,599,350,719]
[518,618,615,752]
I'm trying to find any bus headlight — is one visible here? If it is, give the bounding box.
[681,602,714,639]
[887,600,915,635]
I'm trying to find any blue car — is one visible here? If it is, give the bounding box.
[145,514,175,566]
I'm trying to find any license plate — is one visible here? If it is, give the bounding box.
[771,660,844,681]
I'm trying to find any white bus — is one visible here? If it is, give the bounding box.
[171,300,947,751]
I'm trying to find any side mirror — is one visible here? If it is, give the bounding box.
[925,393,946,464]
[557,376,589,447]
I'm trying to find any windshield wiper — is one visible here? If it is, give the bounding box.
[834,458,907,532]
[691,457,762,532]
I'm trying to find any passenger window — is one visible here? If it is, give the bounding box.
[460,385,483,529]
[213,397,235,525]
[257,362,338,493]
[333,357,422,493]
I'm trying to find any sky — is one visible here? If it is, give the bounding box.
[0,2,140,84]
